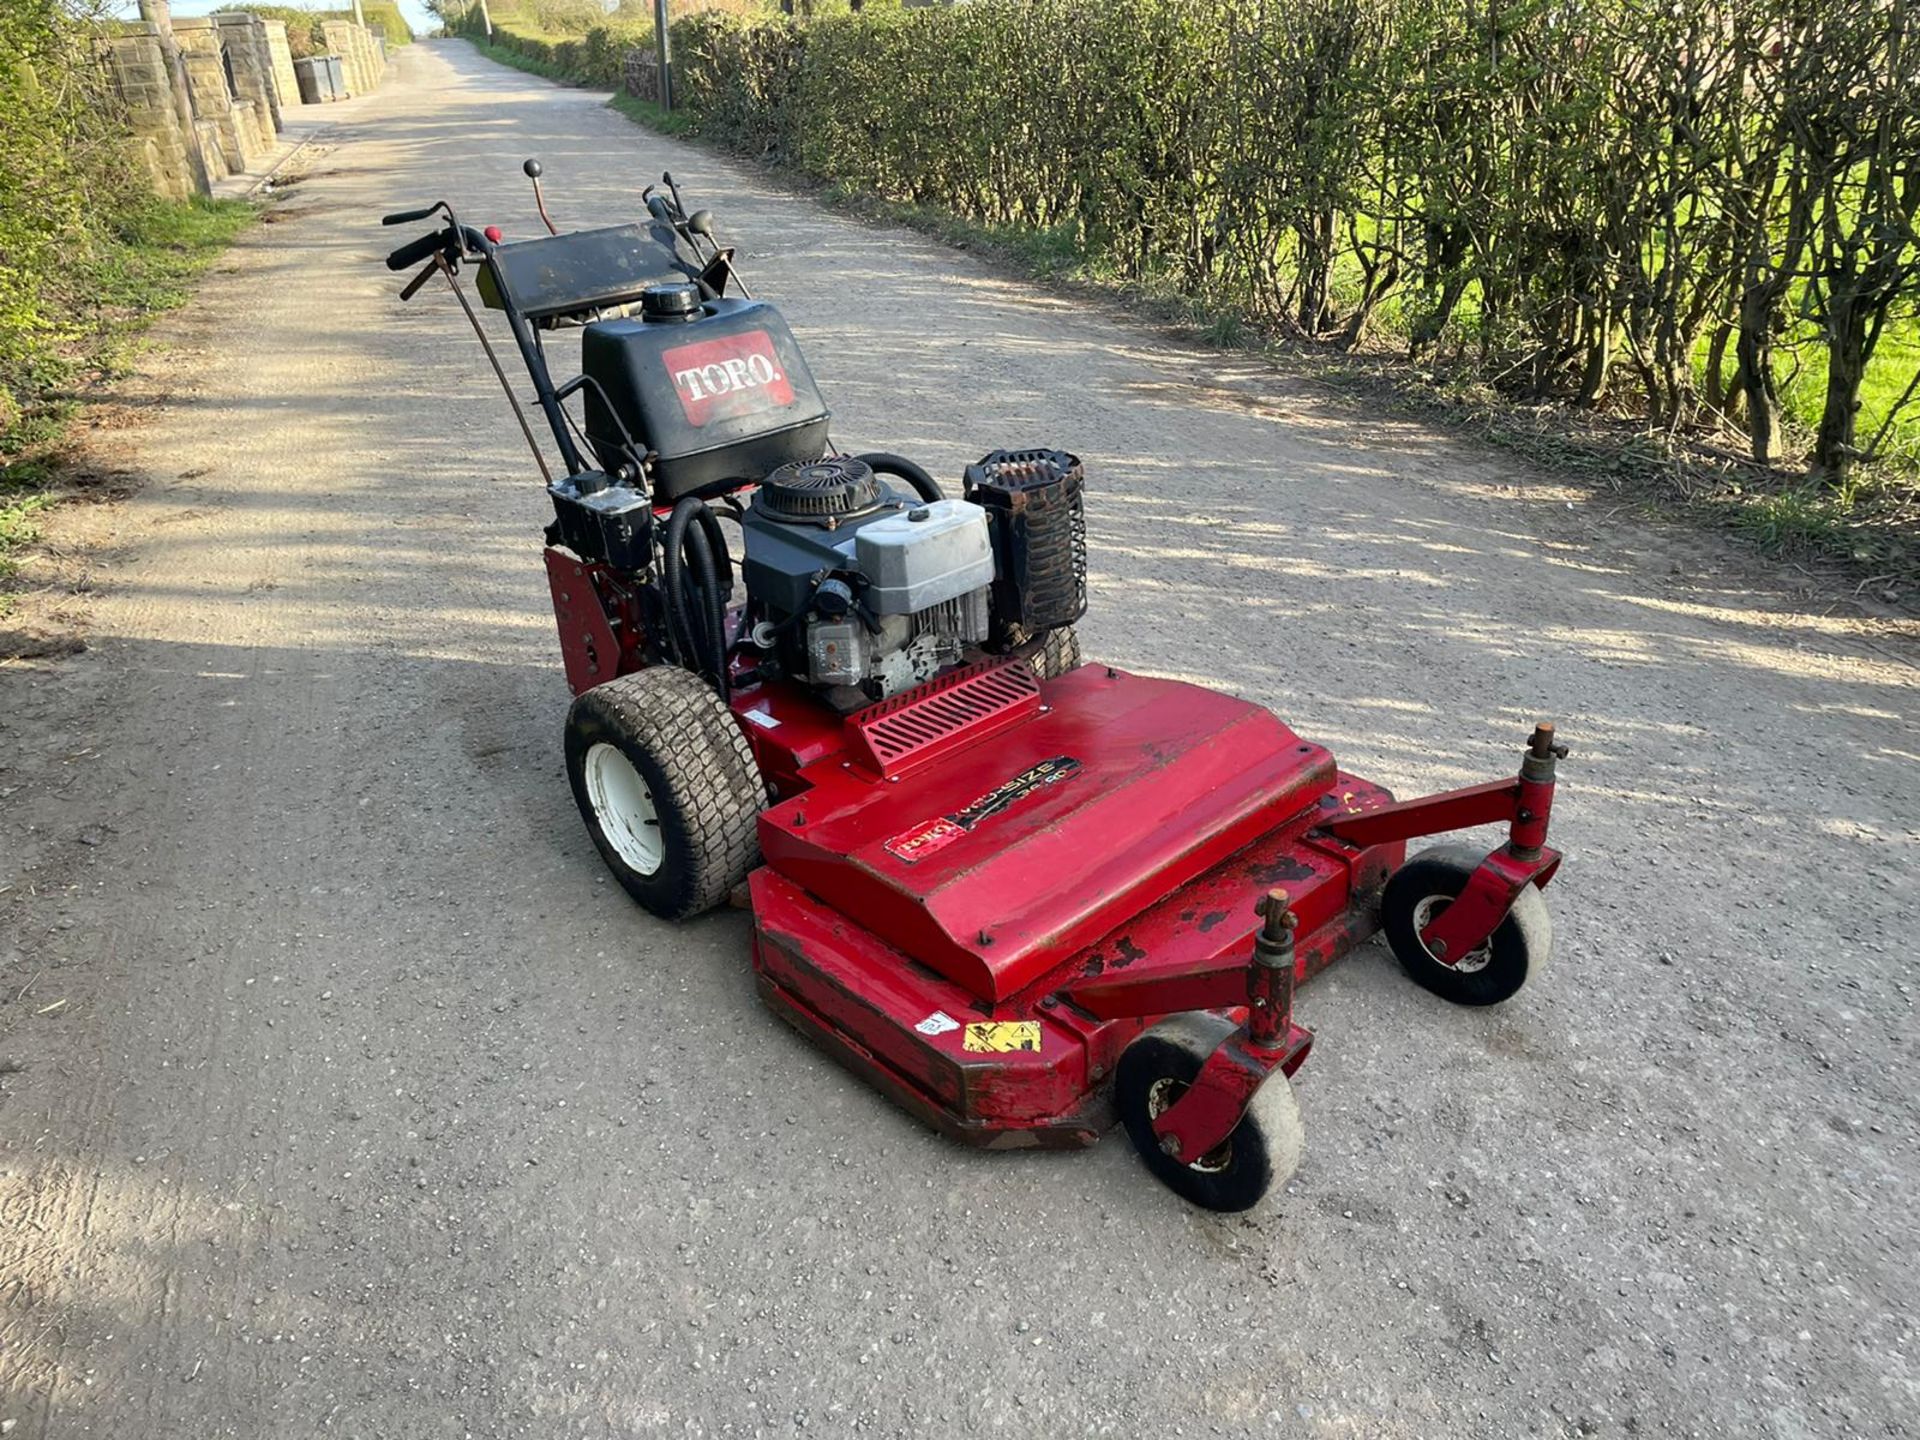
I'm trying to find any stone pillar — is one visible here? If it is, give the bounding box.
[173,17,262,171]
[106,30,192,200]
[347,25,368,93]
[355,25,383,87]
[214,14,280,136]
[262,20,300,111]
[132,0,215,196]
[319,19,365,95]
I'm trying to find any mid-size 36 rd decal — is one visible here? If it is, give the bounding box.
[882,756,1083,864]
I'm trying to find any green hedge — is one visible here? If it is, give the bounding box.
[664,0,1920,487]
[1,1,134,440]
[453,13,649,89]
[1,1,255,590]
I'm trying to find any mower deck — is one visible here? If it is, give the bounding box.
[747,663,1405,1146]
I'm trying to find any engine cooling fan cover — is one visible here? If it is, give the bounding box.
[757,456,886,523]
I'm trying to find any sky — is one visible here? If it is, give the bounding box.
[115,0,442,37]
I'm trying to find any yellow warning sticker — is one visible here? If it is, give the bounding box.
[962,1021,1043,1053]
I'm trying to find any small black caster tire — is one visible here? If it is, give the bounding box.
[1115,1011,1305,1214]
[1382,844,1551,1007]
[564,666,765,921]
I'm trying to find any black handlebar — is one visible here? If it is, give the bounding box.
[386,229,451,272]
[382,205,438,226]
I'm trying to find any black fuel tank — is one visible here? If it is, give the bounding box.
[581,290,831,502]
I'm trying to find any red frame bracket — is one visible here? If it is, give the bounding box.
[1419,844,1560,962]
[1150,1021,1313,1163]
[545,546,622,695]
[1319,723,1566,966]
[1147,890,1314,1163]
[1319,776,1520,849]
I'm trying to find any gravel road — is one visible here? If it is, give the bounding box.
[2,40,1916,1440]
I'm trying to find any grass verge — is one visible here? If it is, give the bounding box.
[1,195,257,616]
[608,92,699,137]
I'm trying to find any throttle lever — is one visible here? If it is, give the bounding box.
[523,158,558,236]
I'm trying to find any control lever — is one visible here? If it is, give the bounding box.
[663,170,689,219]
[398,261,438,302]
[523,158,558,236]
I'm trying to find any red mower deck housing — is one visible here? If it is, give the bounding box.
[713,648,1561,1151]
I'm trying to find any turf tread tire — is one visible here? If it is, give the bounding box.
[1028,625,1082,680]
[564,667,764,921]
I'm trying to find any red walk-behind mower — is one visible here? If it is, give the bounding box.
[381,163,1570,1212]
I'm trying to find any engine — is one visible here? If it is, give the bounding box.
[735,449,1089,704]
[548,280,1088,705]
[740,457,995,703]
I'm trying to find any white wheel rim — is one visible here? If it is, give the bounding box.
[1411,895,1493,974]
[584,742,664,876]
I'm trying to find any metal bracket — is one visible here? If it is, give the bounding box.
[1148,890,1314,1162]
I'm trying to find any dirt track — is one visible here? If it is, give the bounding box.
[2,41,1916,1439]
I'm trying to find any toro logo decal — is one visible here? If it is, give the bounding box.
[882,757,1082,864]
[660,329,794,427]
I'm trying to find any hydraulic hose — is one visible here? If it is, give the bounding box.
[692,506,734,696]
[856,452,943,503]
[662,497,701,672]
[685,518,727,700]
[693,505,734,602]
[662,496,731,698]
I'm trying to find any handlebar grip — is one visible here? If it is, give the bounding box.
[382,206,437,226]
[385,230,449,272]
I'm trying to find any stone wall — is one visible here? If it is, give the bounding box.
[103,30,198,200]
[104,11,387,199]
[319,19,386,97]
[172,18,266,174]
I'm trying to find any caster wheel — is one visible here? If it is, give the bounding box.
[1115,1012,1304,1214]
[1381,844,1552,1006]
[564,666,765,920]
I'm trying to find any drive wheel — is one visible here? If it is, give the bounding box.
[564,666,765,920]
[1028,625,1081,680]
[1381,844,1551,1007]
[1115,1012,1305,1214]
